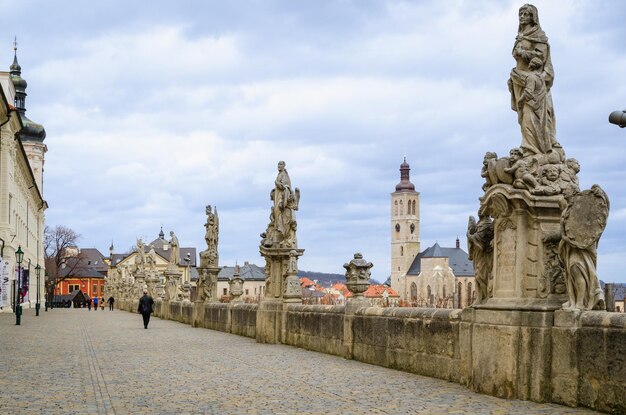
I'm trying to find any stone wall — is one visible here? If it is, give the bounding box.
[117,299,624,414]
[551,311,626,414]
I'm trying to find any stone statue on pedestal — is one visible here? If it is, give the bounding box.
[261,161,300,248]
[169,231,180,265]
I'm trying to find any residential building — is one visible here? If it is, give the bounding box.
[218,261,265,302]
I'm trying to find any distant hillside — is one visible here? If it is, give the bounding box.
[297,270,381,286]
[297,270,345,286]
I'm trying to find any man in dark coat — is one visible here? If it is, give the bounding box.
[138,290,154,329]
[107,295,115,311]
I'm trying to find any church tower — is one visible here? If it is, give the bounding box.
[10,40,47,193]
[390,157,420,298]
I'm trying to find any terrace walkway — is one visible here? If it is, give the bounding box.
[0,307,600,414]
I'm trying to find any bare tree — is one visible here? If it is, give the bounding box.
[44,225,88,302]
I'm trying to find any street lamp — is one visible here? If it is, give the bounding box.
[45,272,51,311]
[35,264,41,316]
[15,246,23,326]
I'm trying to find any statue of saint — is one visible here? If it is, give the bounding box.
[169,231,180,265]
[558,186,609,310]
[135,238,146,273]
[267,161,300,247]
[467,215,494,305]
[205,205,219,262]
[508,4,557,156]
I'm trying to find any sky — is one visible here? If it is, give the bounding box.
[3,0,626,282]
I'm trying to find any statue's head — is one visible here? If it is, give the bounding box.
[519,4,538,26]
[277,161,285,171]
[509,148,523,162]
[566,158,580,173]
[170,231,174,236]
[529,57,543,70]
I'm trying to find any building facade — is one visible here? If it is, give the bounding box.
[390,158,420,295]
[0,47,46,312]
[217,261,265,302]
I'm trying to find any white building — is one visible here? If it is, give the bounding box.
[0,48,47,313]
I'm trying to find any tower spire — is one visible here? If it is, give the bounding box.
[395,157,415,192]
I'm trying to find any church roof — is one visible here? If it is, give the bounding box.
[407,242,474,277]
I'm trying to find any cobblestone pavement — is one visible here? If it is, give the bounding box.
[0,308,602,415]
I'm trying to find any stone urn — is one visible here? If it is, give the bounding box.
[344,253,373,301]
[229,266,244,303]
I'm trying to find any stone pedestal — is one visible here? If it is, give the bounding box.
[461,185,568,402]
[256,247,304,343]
[164,266,183,302]
[480,185,565,310]
[460,307,554,402]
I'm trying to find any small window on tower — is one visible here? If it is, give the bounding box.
[395,224,400,232]
[410,223,415,234]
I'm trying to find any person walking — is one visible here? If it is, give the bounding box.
[107,295,115,311]
[138,290,154,329]
[87,297,92,310]
[93,296,98,311]
[101,297,105,310]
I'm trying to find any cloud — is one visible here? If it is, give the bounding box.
[6,0,626,283]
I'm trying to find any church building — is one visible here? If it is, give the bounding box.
[390,158,476,308]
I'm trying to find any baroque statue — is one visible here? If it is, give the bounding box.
[471,4,609,312]
[135,238,146,273]
[557,186,609,310]
[169,231,180,265]
[508,3,556,157]
[203,205,219,267]
[467,215,494,305]
[261,161,300,248]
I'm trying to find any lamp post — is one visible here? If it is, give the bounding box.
[15,246,24,325]
[35,264,41,316]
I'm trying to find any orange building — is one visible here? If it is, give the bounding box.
[53,248,107,299]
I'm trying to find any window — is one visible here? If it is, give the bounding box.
[458,282,462,308]
[400,246,404,256]
[223,288,227,295]
[394,201,398,216]
[93,285,98,294]
[410,283,417,301]
[69,284,79,292]
[245,289,249,295]
[467,282,473,306]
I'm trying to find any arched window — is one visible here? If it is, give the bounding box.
[410,282,417,301]
[458,282,462,308]
[394,200,398,216]
[443,285,446,299]
[427,285,432,305]
[400,246,404,256]
[399,200,403,215]
[413,200,417,215]
[467,282,473,306]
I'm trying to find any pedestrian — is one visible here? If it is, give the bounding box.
[87,297,92,310]
[93,296,98,311]
[101,297,105,310]
[107,295,115,311]
[138,290,154,329]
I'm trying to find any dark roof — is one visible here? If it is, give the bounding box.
[81,248,108,272]
[218,263,265,281]
[53,289,88,302]
[407,242,474,277]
